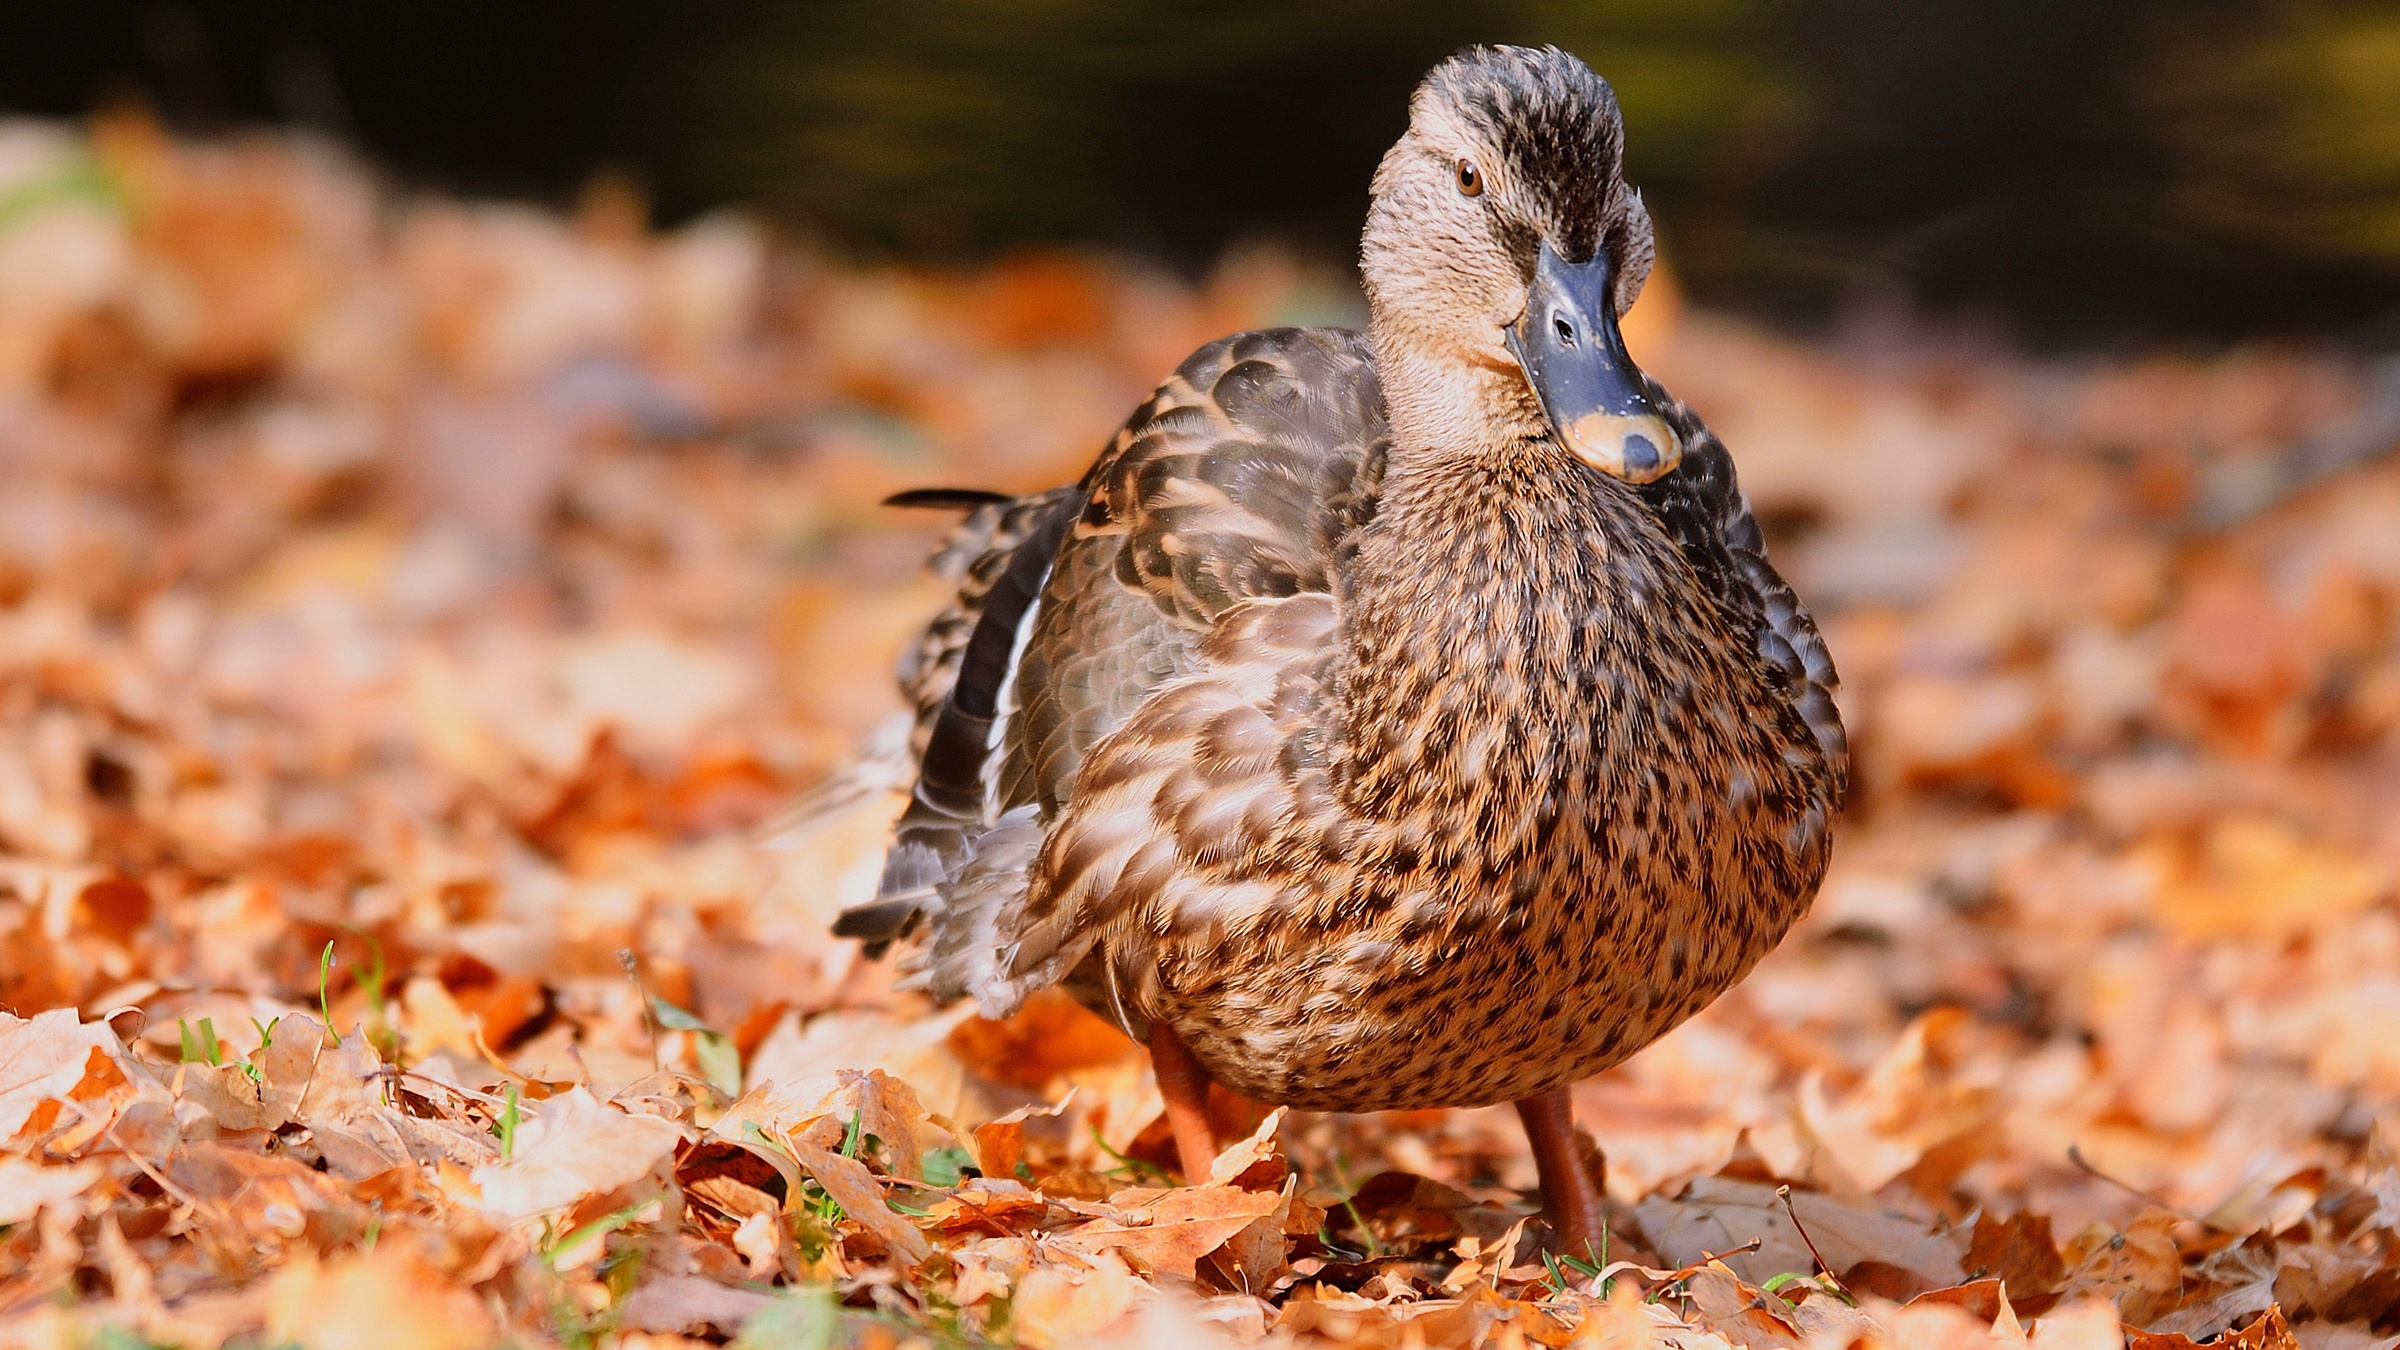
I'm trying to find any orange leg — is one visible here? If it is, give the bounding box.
[1517,1088,1607,1261]
[1148,1017,1221,1182]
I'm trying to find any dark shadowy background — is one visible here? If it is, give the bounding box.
[6,0,2399,344]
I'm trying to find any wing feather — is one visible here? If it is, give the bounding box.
[1639,381,1850,803]
[839,328,1385,975]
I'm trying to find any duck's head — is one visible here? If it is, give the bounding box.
[1363,45,1678,484]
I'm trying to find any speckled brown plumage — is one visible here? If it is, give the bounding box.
[835,45,1847,1220]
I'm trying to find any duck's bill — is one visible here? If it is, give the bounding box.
[1505,241,1682,485]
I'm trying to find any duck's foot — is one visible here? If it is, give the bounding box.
[1516,1088,1608,1262]
[1148,1017,1221,1182]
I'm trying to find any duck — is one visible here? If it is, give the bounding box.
[833,43,1847,1258]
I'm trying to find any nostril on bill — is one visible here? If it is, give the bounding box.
[1621,433,1660,474]
[1553,314,1576,347]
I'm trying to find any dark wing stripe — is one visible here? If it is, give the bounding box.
[951,503,1073,722]
[846,492,1079,947]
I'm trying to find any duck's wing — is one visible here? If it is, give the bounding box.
[1638,384,1850,805]
[1010,327,1386,815]
[838,327,1387,990]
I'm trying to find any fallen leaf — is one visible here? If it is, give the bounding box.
[743,1006,973,1120]
[1059,1185,1285,1282]
[948,987,1142,1090]
[971,1096,1068,1181]
[179,1013,324,1131]
[471,1086,685,1219]
[0,1010,135,1140]
[786,1134,933,1265]
[2058,1211,2184,1328]
[1206,1106,1289,1189]
[1683,1265,1805,1348]
[1964,1210,2069,1307]
[1796,1008,1994,1193]
[928,1176,1054,1236]
[2030,1300,2127,1350]
[1636,1176,1966,1293]
[2125,1304,2302,1349]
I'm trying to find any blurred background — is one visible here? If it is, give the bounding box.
[8,0,2400,345]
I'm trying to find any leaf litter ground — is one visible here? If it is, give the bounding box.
[1,115,2399,1349]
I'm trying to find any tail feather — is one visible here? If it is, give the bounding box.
[809,485,1078,988]
[831,889,931,953]
[884,487,1012,510]
[871,494,1073,929]
[898,804,1047,1017]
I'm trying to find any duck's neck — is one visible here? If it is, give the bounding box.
[1371,339,1544,476]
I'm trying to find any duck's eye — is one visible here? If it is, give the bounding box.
[1455,159,1482,197]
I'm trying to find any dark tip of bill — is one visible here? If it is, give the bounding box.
[1622,433,1660,474]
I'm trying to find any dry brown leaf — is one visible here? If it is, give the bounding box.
[786,1133,933,1266]
[470,1085,685,1219]
[1059,1184,1286,1283]
[947,987,1143,1090]
[1206,1105,1289,1189]
[2126,1305,2302,1349]
[929,1176,1054,1236]
[1636,1176,1966,1293]
[970,1097,1068,1181]
[1905,1276,2014,1324]
[1206,1178,1295,1294]
[841,1067,930,1181]
[1439,1220,1527,1296]
[1786,1289,1886,1346]
[1964,1209,2069,1305]
[2058,1211,2184,1327]
[178,1013,324,1131]
[0,1009,135,1144]
[1571,1279,1671,1347]
[743,1006,974,1120]
[2143,816,2388,942]
[1682,1265,1806,1348]
[1862,1295,2017,1349]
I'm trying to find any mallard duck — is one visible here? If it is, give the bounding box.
[835,44,1847,1256]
